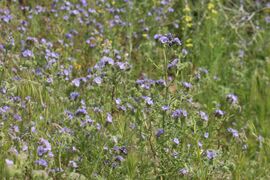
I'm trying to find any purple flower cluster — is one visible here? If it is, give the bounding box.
[154,33,182,46]
[172,109,188,118]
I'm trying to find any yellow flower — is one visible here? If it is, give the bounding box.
[208,3,215,10]
[74,63,82,70]
[142,34,148,38]
[211,9,218,14]
[186,43,193,48]
[187,23,192,28]
[184,5,191,12]
[186,38,192,43]
[186,39,193,48]
[184,15,192,22]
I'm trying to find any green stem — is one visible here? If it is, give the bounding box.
[162,48,169,130]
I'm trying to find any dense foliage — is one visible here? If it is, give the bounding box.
[0,0,270,179]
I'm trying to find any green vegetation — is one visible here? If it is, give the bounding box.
[0,0,269,179]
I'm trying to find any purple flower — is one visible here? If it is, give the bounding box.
[214,109,225,117]
[2,14,12,23]
[199,111,208,121]
[13,114,22,121]
[37,146,47,156]
[37,138,52,156]
[226,94,238,104]
[117,105,127,111]
[35,159,48,167]
[94,56,114,70]
[65,33,73,39]
[173,37,182,45]
[156,33,182,46]
[93,77,102,85]
[168,7,174,13]
[142,96,154,105]
[172,109,188,118]
[70,92,80,100]
[22,144,28,151]
[80,0,88,7]
[227,128,239,138]
[80,116,94,127]
[5,159,14,166]
[182,82,192,89]
[115,155,125,162]
[198,141,203,148]
[72,78,81,87]
[75,108,87,116]
[48,151,54,158]
[161,105,170,111]
[156,129,164,138]
[22,49,34,58]
[173,138,180,145]
[115,98,121,105]
[70,10,80,16]
[0,87,7,94]
[116,62,130,70]
[204,132,209,139]
[159,36,169,44]
[69,160,78,168]
[206,150,217,160]
[86,37,97,48]
[120,146,128,155]
[106,113,113,124]
[0,105,10,114]
[167,58,179,69]
[154,34,161,40]
[155,79,166,86]
[179,168,188,175]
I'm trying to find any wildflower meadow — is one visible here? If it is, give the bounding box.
[0,0,270,179]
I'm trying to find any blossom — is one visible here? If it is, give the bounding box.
[70,92,80,100]
[204,132,209,139]
[155,33,182,46]
[179,168,188,175]
[172,109,188,118]
[35,159,48,167]
[93,76,102,84]
[226,94,238,104]
[173,138,180,145]
[167,58,179,69]
[86,37,97,48]
[161,105,170,111]
[183,82,192,90]
[206,150,217,160]
[69,160,78,168]
[156,129,164,138]
[5,159,14,166]
[115,155,125,162]
[75,108,87,116]
[199,111,208,121]
[142,96,154,105]
[227,128,239,138]
[22,49,34,58]
[106,113,113,124]
[72,78,81,87]
[37,138,52,157]
[214,109,225,117]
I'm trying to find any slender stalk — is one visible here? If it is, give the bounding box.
[162,48,168,130]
